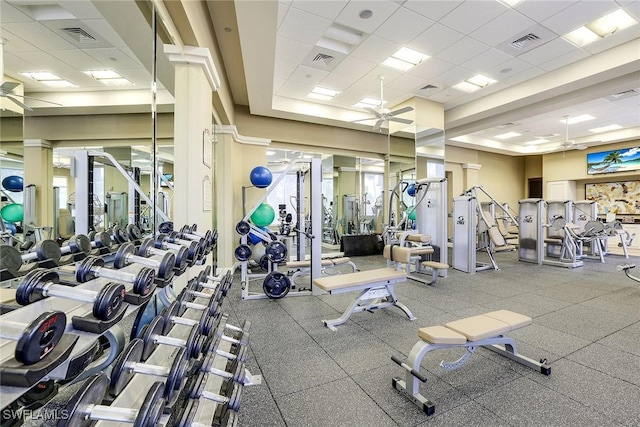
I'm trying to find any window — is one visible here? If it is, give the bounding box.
[53,176,68,210]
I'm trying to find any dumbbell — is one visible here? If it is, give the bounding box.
[183,279,224,304]
[126,223,144,241]
[155,233,200,266]
[199,352,246,384]
[204,333,249,363]
[179,225,213,254]
[207,313,250,347]
[166,232,205,260]
[16,269,126,321]
[114,242,175,280]
[177,287,223,317]
[187,225,218,249]
[90,231,112,250]
[160,301,217,336]
[178,399,238,427]
[188,371,242,411]
[0,311,66,364]
[193,270,233,298]
[139,316,206,360]
[109,338,189,400]
[110,224,129,244]
[59,234,91,256]
[76,256,156,296]
[21,240,62,264]
[61,373,164,427]
[139,238,188,272]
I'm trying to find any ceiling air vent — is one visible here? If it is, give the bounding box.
[420,84,438,90]
[611,89,636,99]
[510,33,540,50]
[62,27,98,43]
[312,53,334,67]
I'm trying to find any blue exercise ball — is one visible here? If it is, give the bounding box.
[3,222,16,235]
[248,230,262,245]
[407,183,416,197]
[250,166,273,188]
[2,175,23,192]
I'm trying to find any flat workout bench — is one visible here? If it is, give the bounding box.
[392,310,551,415]
[313,268,416,331]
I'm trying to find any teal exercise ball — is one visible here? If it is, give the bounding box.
[251,203,275,227]
[2,175,23,192]
[407,206,416,221]
[250,166,273,188]
[1,203,24,223]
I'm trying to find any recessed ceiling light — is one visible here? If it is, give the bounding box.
[39,80,76,88]
[452,74,497,93]
[564,114,595,124]
[452,81,482,93]
[564,26,601,47]
[308,86,339,101]
[308,93,333,101]
[524,139,549,145]
[564,9,637,46]
[495,131,522,139]
[21,72,61,81]
[588,124,622,133]
[98,78,133,87]
[382,47,429,71]
[355,97,381,108]
[83,70,120,79]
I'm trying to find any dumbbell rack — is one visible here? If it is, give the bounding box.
[1,226,258,427]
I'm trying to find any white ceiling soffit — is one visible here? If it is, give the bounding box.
[235,0,640,155]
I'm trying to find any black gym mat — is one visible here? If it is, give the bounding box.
[340,234,383,257]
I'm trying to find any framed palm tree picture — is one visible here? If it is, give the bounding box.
[587,146,640,175]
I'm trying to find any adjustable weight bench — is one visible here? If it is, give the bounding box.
[392,310,551,415]
[313,268,416,331]
[384,245,448,285]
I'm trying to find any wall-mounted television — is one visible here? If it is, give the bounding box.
[587,146,640,175]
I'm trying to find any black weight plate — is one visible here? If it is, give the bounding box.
[259,254,270,271]
[154,233,168,248]
[265,241,287,263]
[221,407,239,427]
[138,238,154,257]
[94,231,112,248]
[158,221,173,234]
[158,252,176,279]
[262,271,291,299]
[94,282,126,321]
[112,225,128,244]
[76,256,104,282]
[35,240,62,262]
[16,268,50,305]
[228,383,242,411]
[127,224,143,241]
[133,267,156,296]
[165,347,187,393]
[161,301,182,335]
[109,338,144,396]
[174,246,189,269]
[140,316,164,361]
[67,234,91,254]
[235,221,251,236]
[189,372,208,399]
[234,244,252,262]
[60,373,109,427]
[114,242,135,269]
[203,264,212,280]
[0,245,22,270]
[133,381,165,427]
[87,230,96,241]
[15,310,66,365]
[185,326,200,358]
[178,399,198,427]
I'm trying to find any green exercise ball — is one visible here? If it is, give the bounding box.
[251,203,275,227]
[1,203,24,223]
[407,206,416,221]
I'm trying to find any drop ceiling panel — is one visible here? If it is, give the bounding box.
[2,51,37,76]
[386,73,433,92]
[538,48,591,71]
[515,0,577,22]
[331,55,377,78]
[409,22,465,56]
[82,18,127,48]
[501,66,545,86]
[274,59,298,80]
[622,1,640,21]
[275,36,313,63]
[541,0,620,35]
[320,73,358,91]
[276,80,316,98]
[277,2,290,27]
[51,49,105,70]
[374,7,434,44]
[362,65,403,84]
[350,35,400,63]
[428,87,467,104]
[1,30,38,53]
[289,0,348,20]
[0,2,31,23]
[434,65,474,86]
[278,7,331,45]
[334,1,400,34]
[408,57,456,80]
[3,21,76,51]
[83,48,142,70]
[57,1,102,19]
[117,68,153,87]
[439,1,508,35]
[404,0,463,21]
[582,27,640,55]
[487,57,539,79]
[287,64,329,85]
[518,37,578,65]
[460,48,513,73]
[470,9,538,47]
[436,37,490,65]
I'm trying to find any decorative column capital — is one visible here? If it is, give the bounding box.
[164,44,220,91]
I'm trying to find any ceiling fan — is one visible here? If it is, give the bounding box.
[0,42,62,111]
[351,75,413,132]
[557,115,587,154]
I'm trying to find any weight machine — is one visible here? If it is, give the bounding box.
[452,186,517,273]
[236,158,322,300]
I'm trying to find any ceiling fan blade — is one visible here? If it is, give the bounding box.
[0,81,20,92]
[372,120,384,132]
[363,106,381,117]
[388,117,413,124]
[350,117,376,123]
[11,93,63,107]
[388,106,413,116]
[6,95,33,111]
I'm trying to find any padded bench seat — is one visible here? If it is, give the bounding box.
[420,310,531,343]
[314,268,405,292]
